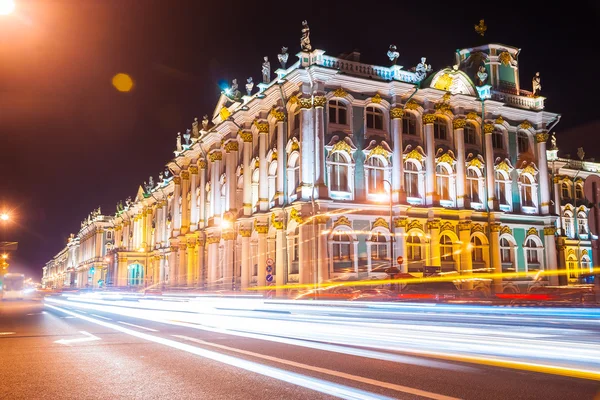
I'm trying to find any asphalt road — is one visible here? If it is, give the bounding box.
[0,296,599,400]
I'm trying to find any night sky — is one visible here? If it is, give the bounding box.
[0,1,598,280]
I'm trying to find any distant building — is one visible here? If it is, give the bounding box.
[46,28,591,294]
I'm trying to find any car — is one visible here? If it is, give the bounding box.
[348,288,397,301]
[294,284,358,300]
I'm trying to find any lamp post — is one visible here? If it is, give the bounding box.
[383,179,394,272]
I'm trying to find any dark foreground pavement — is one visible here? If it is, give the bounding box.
[0,298,599,400]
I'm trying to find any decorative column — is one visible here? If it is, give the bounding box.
[316,215,330,283]
[390,108,404,202]
[189,165,199,231]
[556,240,567,286]
[298,221,313,285]
[117,255,128,287]
[196,235,205,288]
[427,220,441,267]
[458,220,473,289]
[453,118,467,208]
[423,114,437,205]
[536,132,550,215]
[181,171,190,234]
[153,255,161,286]
[168,245,178,287]
[186,239,196,286]
[210,151,223,220]
[224,140,239,213]
[172,176,182,237]
[161,200,168,243]
[240,227,252,290]
[299,96,314,200]
[271,109,286,205]
[273,214,285,297]
[159,255,166,287]
[178,242,187,286]
[483,124,497,211]
[256,120,270,211]
[256,223,268,288]
[394,219,407,273]
[544,226,559,286]
[490,223,503,294]
[553,176,563,235]
[241,131,253,216]
[313,95,328,199]
[207,236,220,289]
[223,229,235,290]
[199,160,207,228]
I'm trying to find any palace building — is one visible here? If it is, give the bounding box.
[44,23,596,294]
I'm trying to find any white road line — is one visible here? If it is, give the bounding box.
[173,335,460,400]
[118,321,158,332]
[55,331,101,345]
[44,303,397,400]
[61,316,76,319]
[0,332,16,335]
[91,314,112,321]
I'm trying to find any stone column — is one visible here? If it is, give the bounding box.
[390,108,404,202]
[197,235,205,288]
[299,96,314,200]
[187,240,196,287]
[117,255,128,287]
[241,131,253,216]
[199,160,207,228]
[536,132,550,215]
[223,230,235,290]
[483,124,497,211]
[272,110,286,205]
[298,221,313,285]
[181,171,190,234]
[256,224,268,288]
[210,151,223,220]
[274,215,285,297]
[224,140,239,213]
[207,236,219,289]
[394,219,407,273]
[490,223,503,294]
[453,119,467,208]
[544,226,559,286]
[190,165,199,231]
[553,176,563,235]
[159,255,166,287]
[168,246,178,287]
[427,220,441,267]
[172,176,182,237]
[317,215,330,283]
[256,121,270,211]
[458,220,473,289]
[153,255,161,286]
[423,114,437,205]
[556,240,567,286]
[240,227,251,290]
[313,95,328,199]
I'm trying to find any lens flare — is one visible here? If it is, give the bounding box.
[0,0,15,16]
[112,73,134,92]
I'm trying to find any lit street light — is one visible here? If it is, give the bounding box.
[0,213,9,221]
[0,0,15,16]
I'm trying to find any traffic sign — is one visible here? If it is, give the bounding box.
[266,265,273,273]
[396,256,403,265]
[266,274,273,282]
[584,175,600,205]
[266,258,274,266]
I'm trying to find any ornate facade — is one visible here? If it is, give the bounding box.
[44,31,585,295]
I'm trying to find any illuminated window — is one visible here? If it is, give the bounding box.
[366,157,385,194]
[500,237,512,263]
[332,231,352,273]
[495,171,510,205]
[370,232,389,264]
[287,153,300,198]
[464,124,476,145]
[329,152,349,192]
[578,211,588,234]
[433,119,447,140]
[564,210,574,239]
[290,227,299,274]
[525,238,541,271]
[402,113,417,135]
[467,168,481,203]
[492,129,504,150]
[567,257,579,279]
[561,183,570,199]
[440,235,453,262]
[575,183,584,200]
[407,235,422,261]
[366,107,384,130]
[471,236,485,263]
[404,160,421,199]
[517,131,529,153]
[436,164,451,200]
[520,174,535,207]
[328,100,347,125]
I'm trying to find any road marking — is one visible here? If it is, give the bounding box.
[118,321,158,332]
[26,312,46,315]
[91,314,112,321]
[45,303,397,400]
[61,316,76,319]
[173,335,459,400]
[0,332,16,335]
[54,331,101,345]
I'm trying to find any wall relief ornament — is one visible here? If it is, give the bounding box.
[452,118,467,129]
[331,140,353,155]
[466,112,479,120]
[332,88,348,98]
[426,220,441,230]
[199,159,207,169]
[495,159,513,173]
[519,120,533,130]
[313,96,327,108]
[290,208,303,224]
[471,223,485,234]
[271,213,284,230]
[219,106,231,121]
[366,145,390,160]
[535,132,549,143]
[500,226,512,236]
[209,152,223,162]
[458,220,472,231]
[240,131,253,142]
[483,123,495,134]
[189,166,199,174]
[490,223,502,233]
[406,220,424,232]
[440,221,455,234]
[371,93,382,104]
[270,108,286,121]
[394,218,407,228]
[433,74,454,91]
[422,114,437,124]
[390,108,404,119]
[333,215,352,228]
[436,150,456,164]
[240,228,252,238]
[173,176,181,185]
[404,100,420,110]
[224,141,239,153]
[495,116,504,125]
[372,217,389,230]
[498,51,512,66]
[543,226,557,236]
[526,227,539,237]
[404,147,426,162]
[298,97,313,109]
[254,121,270,133]
[467,155,484,169]
[290,138,300,152]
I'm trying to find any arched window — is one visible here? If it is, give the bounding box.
[293,111,301,131]
[404,160,421,199]
[251,168,259,210]
[564,210,574,239]
[567,256,579,279]
[575,183,584,200]
[471,236,485,263]
[436,164,451,200]
[407,235,422,261]
[366,157,386,194]
[524,238,541,271]
[464,123,476,145]
[581,256,591,273]
[290,227,300,274]
[268,161,277,203]
[366,107,384,130]
[287,153,300,198]
[440,235,453,262]
[434,119,448,140]
[329,152,350,192]
[402,113,417,135]
[329,100,347,125]
[467,168,481,203]
[578,211,588,235]
[500,237,513,265]
[517,131,530,153]
[370,232,389,266]
[495,171,510,206]
[520,174,535,207]
[492,128,504,150]
[561,183,570,199]
[332,231,352,272]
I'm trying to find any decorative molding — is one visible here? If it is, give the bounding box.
[394,218,407,228]
[390,108,404,119]
[332,88,348,98]
[404,100,419,110]
[240,131,253,142]
[313,96,327,108]
[255,224,269,234]
[426,220,441,230]
[209,151,223,162]
[498,51,512,66]
[526,227,539,237]
[440,221,454,233]
[366,145,390,160]
[471,223,485,234]
[189,166,199,174]
[271,150,278,161]
[240,228,252,237]
[535,132,549,143]
[289,208,303,224]
[467,156,484,169]
[495,116,504,125]
[500,225,512,236]
[521,163,538,176]
[371,93,382,104]
[437,151,455,164]
[290,139,300,152]
[331,140,353,155]
[496,160,513,173]
[270,108,286,122]
[458,220,472,231]
[404,148,425,162]
[519,120,533,130]
[199,159,207,169]
[288,95,299,105]
[206,236,221,245]
[483,123,495,134]
[333,215,351,228]
[271,213,284,230]
[407,220,423,232]
[543,226,557,236]
[222,232,235,241]
[298,97,313,109]
[224,141,239,153]
[372,217,389,230]
[422,114,437,124]
[490,223,502,233]
[219,106,231,121]
[173,176,181,185]
[452,118,467,129]
[466,112,479,120]
[254,121,270,133]
[181,171,190,180]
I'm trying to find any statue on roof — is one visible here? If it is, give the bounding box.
[474,19,487,36]
[278,47,289,69]
[262,56,271,83]
[300,20,312,52]
[176,132,183,152]
[550,133,557,150]
[192,117,199,138]
[246,77,254,96]
[183,129,191,145]
[149,176,154,189]
[125,197,132,207]
[227,79,242,101]
[158,172,164,182]
[415,57,432,81]
[202,115,209,131]
[476,65,488,86]
[532,72,541,96]
[387,45,399,65]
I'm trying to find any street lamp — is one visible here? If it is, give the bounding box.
[0,0,15,16]
[0,213,8,221]
[374,179,394,271]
